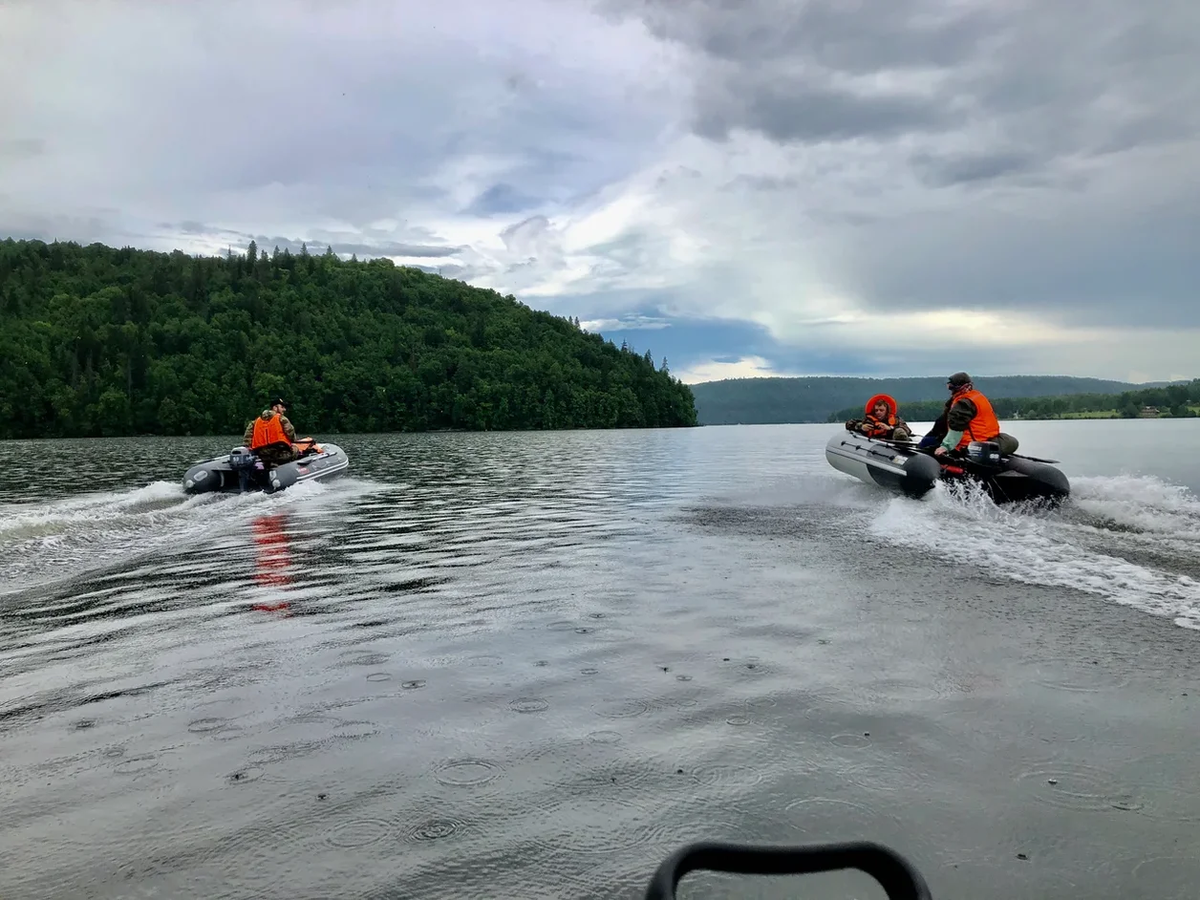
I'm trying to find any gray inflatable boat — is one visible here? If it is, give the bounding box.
[825,430,1069,505]
[182,443,350,495]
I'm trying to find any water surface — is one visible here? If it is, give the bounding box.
[1,419,1198,899]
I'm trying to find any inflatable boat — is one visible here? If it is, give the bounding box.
[182,443,349,495]
[825,430,1070,505]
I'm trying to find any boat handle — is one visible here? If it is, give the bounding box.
[642,839,933,900]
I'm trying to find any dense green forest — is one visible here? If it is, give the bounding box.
[829,381,1200,424]
[690,375,1178,425]
[0,238,697,439]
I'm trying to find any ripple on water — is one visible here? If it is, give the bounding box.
[338,651,391,667]
[510,697,549,713]
[1132,785,1200,823]
[246,746,294,766]
[830,732,873,749]
[465,655,503,667]
[433,758,505,788]
[691,764,766,790]
[1015,762,1143,812]
[863,677,948,705]
[113,754,161,776]
[586,758,662,790]
[405,817,464,843]
[332,720,381,741]
[226,766,266,784]
[533,796,679,854]
[325,818,395,849]
[1130,856,1200,899]
[835,759,937,796]
[1029,656,1132,693]
[719,656,772,676]
[783,796,899,839]
[514,745,668,794]
[592,699,650,720]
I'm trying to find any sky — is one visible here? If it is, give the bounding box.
[2,0,1198,384]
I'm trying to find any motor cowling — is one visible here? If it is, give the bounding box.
[966,440,1002,467]
[229,447,259,470]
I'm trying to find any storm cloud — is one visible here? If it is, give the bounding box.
[2,0,1198,382]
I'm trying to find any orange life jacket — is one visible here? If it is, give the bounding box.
[862,412,898,437]
[250,415,290,450]
[953,388,1000,448]
[862,393,900,437]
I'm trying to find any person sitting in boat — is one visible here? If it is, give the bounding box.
[845,393,913,442]
[243,397,318,468]
[917,372,1019,457]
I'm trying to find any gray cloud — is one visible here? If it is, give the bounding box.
[0,211,134,245]
[499,216,553,258]
[4,0,1199,380]
[696,79,956,143]
[607,0,1200,172]
[0,138,46,161]
[831,189,1200,328]
[0,0,672,240]
[618,0,1000,73]
[909,148,1042,188]
[464,183,546,216]
[592,0,1200,346]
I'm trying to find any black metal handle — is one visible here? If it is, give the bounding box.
[642,839,933,900]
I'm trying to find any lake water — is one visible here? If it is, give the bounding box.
[1,418,1198,899]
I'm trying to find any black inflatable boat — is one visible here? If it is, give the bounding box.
[825,430,1070,505]
[182,443,349,495]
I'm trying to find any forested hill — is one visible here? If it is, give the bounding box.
[0,238,697,439]
[691,375,1170,425]
[830,380,1200,423]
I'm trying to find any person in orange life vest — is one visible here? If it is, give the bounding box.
[921,373,1019,457]
[845,393,913,442]
[242,397,317,468]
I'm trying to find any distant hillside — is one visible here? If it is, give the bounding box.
[831,380,1200,423]
[690,375,1176,425]
[0,238,697,438]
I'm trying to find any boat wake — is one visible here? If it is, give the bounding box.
[0,477,370,600]
[865,473,1200,631]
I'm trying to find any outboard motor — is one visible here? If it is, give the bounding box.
[966,440,1002,467]
[228,446,261,492]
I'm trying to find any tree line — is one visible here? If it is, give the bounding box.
[690,374,1166,425]
[0,238,698,439]
[829,381,1200,423]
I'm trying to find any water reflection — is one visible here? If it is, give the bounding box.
[250,513,294,615]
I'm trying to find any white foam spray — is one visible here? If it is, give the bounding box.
[864,474,1200,631]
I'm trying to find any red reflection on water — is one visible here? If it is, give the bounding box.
[251,513,292,614]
